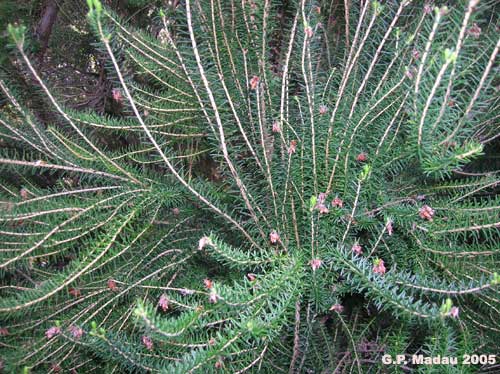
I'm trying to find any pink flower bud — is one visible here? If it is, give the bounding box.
[310,258,323,271]
[68,288,81,297]
[329,304,344,312]
[386,219,393,236]
[439,6,449,16]
[45,326,61,339]
[373,259,386,275]
[158,294,170,311]
[449,306,459,318]
[352,243,363,255]
[112,88,122,102]
[316,204,329,214]
[412,48,420,60]
[198,236,212,250]
[272,121,280,133]
[332,197,343,208]
[288,140,297,154]
[69,325,83,340]
[269,230,280,244]
[209,290,219,304]
[319,104,328,115]
[204,278,213,289]
[142,335,153,350]
[20,188,29,200]
[317,192,327,204]
[305,26,313,38]
[467,23,481,38]
[107,279,117,291]
[250,76,260,90]
[405,66,417,79]
[356,153,367,162]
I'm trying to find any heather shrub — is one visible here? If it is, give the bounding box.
[0,0,499,372]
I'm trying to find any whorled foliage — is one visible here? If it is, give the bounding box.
[0,0,499,372]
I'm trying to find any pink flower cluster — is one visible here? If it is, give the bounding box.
[158,294,170,312]
[419,205,435,221]
[69,325,83,340]
[373,259,386,275]
[314,193,344,215]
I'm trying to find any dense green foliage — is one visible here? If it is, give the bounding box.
[1,0,499,372]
